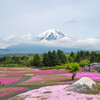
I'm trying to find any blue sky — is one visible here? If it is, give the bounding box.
[0,0,100,49]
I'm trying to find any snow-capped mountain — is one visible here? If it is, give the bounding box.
[36,29,67,41]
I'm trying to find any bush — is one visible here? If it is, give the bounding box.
[42,64,67,70]
[42,67,55,70]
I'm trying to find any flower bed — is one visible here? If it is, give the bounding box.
[63,72,100,82]
[0,93,10,98]
[7,87,27,92]
[18,74,72,86]
[0,77,24,85]
[0,87,27,98]
[25,76,43,82]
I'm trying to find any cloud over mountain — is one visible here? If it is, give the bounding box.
[0,29,100,50]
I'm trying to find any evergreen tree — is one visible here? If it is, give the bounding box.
[74,51,81,63]
[86,51,90,59]
[57,49,66,64]
[97,54,100,62]
[42,53,49,66]
[80,51,85,59]
[47,51,53,66]
[70,51,75,58]
[90,52,96,63]
[52,50,61,66]
[67,56,74,63]
[32,54,42,67]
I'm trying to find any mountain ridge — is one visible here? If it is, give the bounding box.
[36,29,69,41]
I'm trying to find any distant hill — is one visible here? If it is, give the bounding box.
[6,44,81,53]
[0,44,95,56]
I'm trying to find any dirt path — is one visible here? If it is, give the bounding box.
[0,76,45,100]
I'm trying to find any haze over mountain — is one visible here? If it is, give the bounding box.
[0,29,72,55]
[0,29,98,55]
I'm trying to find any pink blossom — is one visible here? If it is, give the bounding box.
[0,77,23,85]
[0,93,10,97]
[25,76,43,82]
[34,70,55,75]
[8,87,26,92]
[18,85,100,100]
[62,72,100,82]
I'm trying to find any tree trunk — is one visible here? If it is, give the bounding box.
[72,73,76,80]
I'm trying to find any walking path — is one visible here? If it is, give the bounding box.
[5,76,31,87]
[0,76,45,100]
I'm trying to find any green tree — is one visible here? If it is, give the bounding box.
[90,52,96,63]
[79,59,89,71]
[12,56,21,65]
[70,51,75,58]
[80,51,85,59]
[86,51,90,59]
[52,50,61,66]
[79,59,89,67]
[48,51,53,66]
[42,50,61,67]
[66,63,80,80]
[4,56,12,66]
[42,53,49,66]
[74,51,81,63]
[57,49,66,64]
[67,56,74,63]
[32,54,42,67]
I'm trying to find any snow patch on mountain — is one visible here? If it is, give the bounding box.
[36,29,69,41]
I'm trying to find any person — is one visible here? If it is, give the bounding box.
[0,81,1,86]
[2,83,4,87]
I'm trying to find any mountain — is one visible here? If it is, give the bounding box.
[0,44,97,56]
[36,29,68,41]
[0,49,9,52]
[0,44,86,55]
[5,44,81,54]
[0,29,97,55]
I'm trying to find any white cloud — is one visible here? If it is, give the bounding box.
[21,33,33,40]
[3,36,15,42]
[0,33,100,50]
[75,38,100,49]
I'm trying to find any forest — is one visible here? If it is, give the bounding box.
[0,50,100,68]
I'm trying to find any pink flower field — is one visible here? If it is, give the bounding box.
[0,77,24,85]
[7,87,26,92]
[0,93,10,98]
[30,69,68,75]
[25,76,43,82]
[0,67,100,99]
[0,87,27,98]
[62,72,100,82]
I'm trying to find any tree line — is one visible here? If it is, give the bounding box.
[31,50,66,67]
[0,50,100,67]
